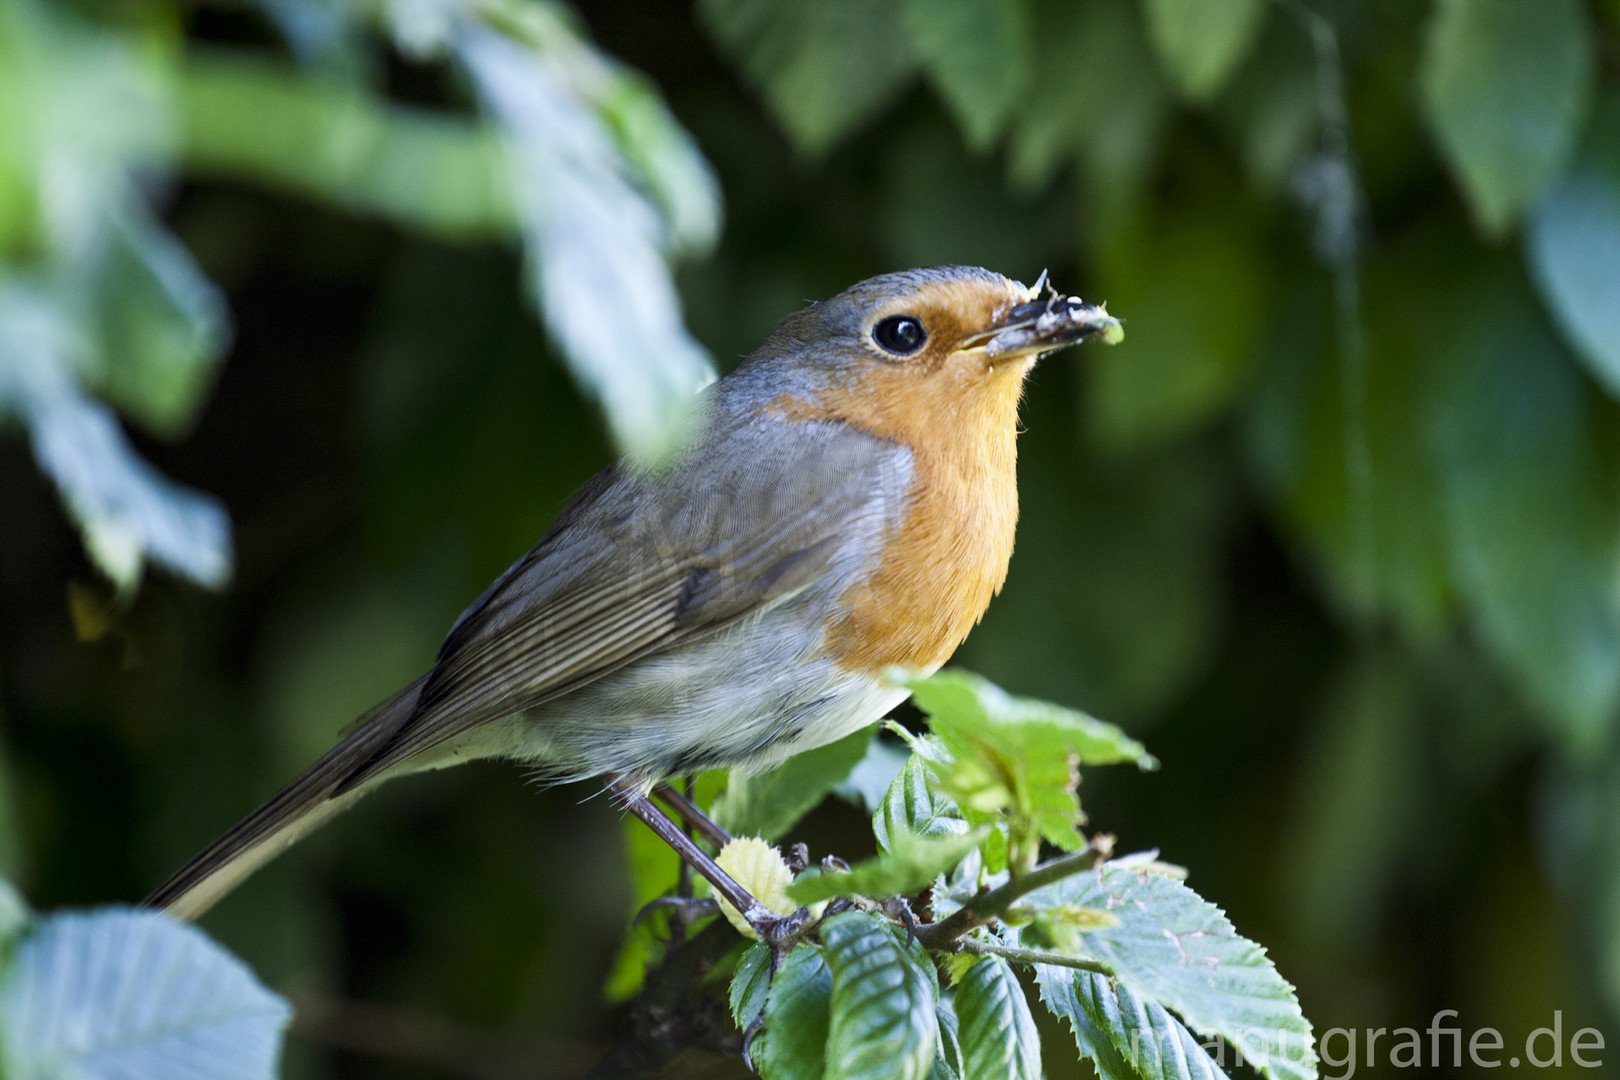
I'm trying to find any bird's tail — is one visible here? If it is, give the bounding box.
[145,675,431,921]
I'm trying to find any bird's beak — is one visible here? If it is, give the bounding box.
[958,292,1124,360]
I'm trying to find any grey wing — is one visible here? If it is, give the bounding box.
[336,416,911,787]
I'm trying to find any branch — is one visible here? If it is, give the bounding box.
[914,843,1100,949]
[958,937,1111,976]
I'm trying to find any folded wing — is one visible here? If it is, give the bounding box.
[337,415,910,788]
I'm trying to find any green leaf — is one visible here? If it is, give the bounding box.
[0,908,291,1078]
[1244,266,1454,639]
[754,945,833,1080]
[593,73,722,259]
[955,955,1040,1080]
[465,0,722,252]
[699,0,916,156]
[898,669,1154,869]
[87,200,229,438]
[901,670,1156,771]
[1090,207,1269,450]
[0,2,234,592]
[873,752,968,853]
[1420,0,1594,236]
[1528,93,1620,397]
[1036,963,1142,1080]
[1019,902,1122,957]
[0,879,28,954]
[0,19,39,260]
[0,0,172,261]
[731,941,772,1031]
[1008,0,1168,199]
[194,7,724,470]
[822,911,939,1080]
[254,0,366,73]
[874,123,1074,275]
[839,734,912,813]
[1215,16,1319,194]
[1038,966,1232,1080]
[1140,0,1267,103]
[26,52,223,447]
[179,51,516,239]
[788,826,985,904]
[0,286,233,591]
[457,23,716,468]
[713,726,875,841]
[932,994,964,1080]
[900,0,1030,150]
[1425,265,1620,750]
[1030,862,1315,1080]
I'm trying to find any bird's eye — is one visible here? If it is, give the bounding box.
[872,315,927,355]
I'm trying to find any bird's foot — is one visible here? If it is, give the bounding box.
[883,896,922,945]
[746,903,815,951]
[633,895,720,927]
[738,902,816,1070]
[742,1012,767,1073]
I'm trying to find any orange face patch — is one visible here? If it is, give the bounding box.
[769,275,1038,673]
[860,277,1032,373]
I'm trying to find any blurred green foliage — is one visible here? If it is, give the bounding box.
[2,0,1620,1075]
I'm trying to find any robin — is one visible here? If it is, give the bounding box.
[146,265,1122,939]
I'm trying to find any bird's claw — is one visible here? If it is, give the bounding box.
[739,904,816,1069]
[785,842,810,875]
[883,896,921,945]
[633,895,720,927]
[741,1012,767,1072]
[746,904,815,951]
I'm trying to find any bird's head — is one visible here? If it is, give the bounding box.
[736,265,1122,445]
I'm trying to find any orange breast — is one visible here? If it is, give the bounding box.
[771,356,1032,673]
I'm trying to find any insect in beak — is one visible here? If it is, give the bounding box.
[957,290,1124,362]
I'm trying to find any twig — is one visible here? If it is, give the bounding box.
[959,937,1112,976]
[914,843,1099,949]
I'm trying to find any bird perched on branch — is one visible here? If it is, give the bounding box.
[146,265,1122,937]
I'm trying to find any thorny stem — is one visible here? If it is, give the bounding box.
[959,938,1112,976]
[914,841,1104,950]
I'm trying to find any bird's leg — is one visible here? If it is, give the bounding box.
[607,776,807,948]
[670,778,696,945]
[652,781,732,849]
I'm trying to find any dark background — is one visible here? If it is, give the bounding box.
[3,0,1619,1075]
